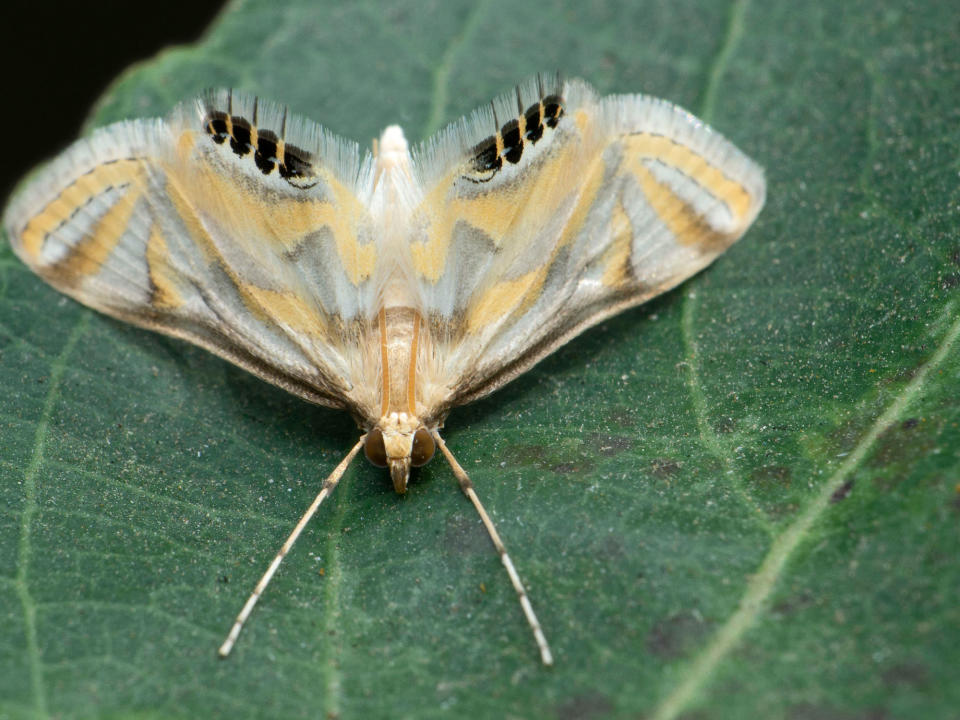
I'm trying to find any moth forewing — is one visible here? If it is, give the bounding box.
[409,82,765,412]
[3,75,765,665]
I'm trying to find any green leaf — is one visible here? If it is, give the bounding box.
[2,1,958,718]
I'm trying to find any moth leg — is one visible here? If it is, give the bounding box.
[433,432,554,666]
[218,436,366,658]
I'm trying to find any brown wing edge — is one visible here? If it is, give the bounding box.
[27,271,361,416]
[115,308,360,413]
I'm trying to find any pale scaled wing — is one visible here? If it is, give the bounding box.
[409,78,766,417]
[4,91,379,415]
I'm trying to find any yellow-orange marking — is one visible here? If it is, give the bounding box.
[178,149,374,285]
[407,313,420,416]
[413,142,588,282]
[19,159,144,260]
[146,223,183,309]
[601,199,634,288]
[625,133,752,224]
[626,156,724,251]
[241,285,327,339]
[59,183,142,279]
[379,307,390,417]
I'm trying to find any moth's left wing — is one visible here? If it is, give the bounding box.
[409,78,765,417]
[4,92,379,414]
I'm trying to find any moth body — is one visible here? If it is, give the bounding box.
[361,127,438,492]
[365,300,436,492]
[3,75,766,664]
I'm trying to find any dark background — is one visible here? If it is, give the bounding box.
[2,0,225,200]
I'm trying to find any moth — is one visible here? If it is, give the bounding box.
[3,76,765,664]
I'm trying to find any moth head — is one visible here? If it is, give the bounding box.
[363,414,436,493]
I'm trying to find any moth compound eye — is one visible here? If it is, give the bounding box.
[410,428,436,467]
[364,428,387,467]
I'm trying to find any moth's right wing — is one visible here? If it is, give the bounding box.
[4,92,380,415]
[409,77,766,418]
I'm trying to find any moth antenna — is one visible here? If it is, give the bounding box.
[218,436,366,658]
[433,432,554,666]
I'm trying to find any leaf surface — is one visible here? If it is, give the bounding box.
[1,1,958,718]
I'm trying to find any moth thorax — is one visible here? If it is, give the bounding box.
[377,125,409,170]
[363,412,436,493]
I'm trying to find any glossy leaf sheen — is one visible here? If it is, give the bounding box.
[1,1,958,718]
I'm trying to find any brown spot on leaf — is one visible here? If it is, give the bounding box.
[881,661,929,689]
[443,513,489,556]
[502,443,546,466]
[830,479,855,503]
[650,458,681,477]
[646,611,708,659]
[673,712,711,720]
[751,465,792,487]
[555,692,614,720]
[714,416,737,434]
[597,534,626,560]
[503,442,595,475]
[789,704,891,720]
[604,408,636,426]
[551,456,597,475]
[589,433,633,457]
[869,418,934,474]
[772,590,815,616]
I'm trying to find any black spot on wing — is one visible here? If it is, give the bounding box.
[254,130,279,174]
[202,98,318,187]
[279,144,312,179]
[543,95,564,128]
[204,111,229,144]
[463,84,565,183]
[471,136,502,174]
[524,103,544,144]
[278,143,319,189]
[228,116,253,157]
[501,119,523,164]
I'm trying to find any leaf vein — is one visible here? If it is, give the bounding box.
[15,312,89,719]
[652,300,960,720]
[422,0,493,137]
[680,291,773,532]
[697,0,751,121]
